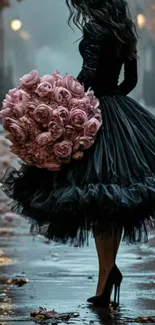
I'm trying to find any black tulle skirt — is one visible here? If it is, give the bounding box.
[1,95,155,245]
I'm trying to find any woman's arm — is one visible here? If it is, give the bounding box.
[118,54,138,96]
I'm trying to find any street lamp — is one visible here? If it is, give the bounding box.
[137,14,146,29]
[10,18,22,31]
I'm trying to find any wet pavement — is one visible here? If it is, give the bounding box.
[0,197,155,324]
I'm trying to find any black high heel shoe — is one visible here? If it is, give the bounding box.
[87,264,123,308]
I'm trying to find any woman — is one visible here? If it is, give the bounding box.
[1,0,155,308]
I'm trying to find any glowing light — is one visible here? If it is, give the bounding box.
[137,14,146,29]
[10,18,22,31]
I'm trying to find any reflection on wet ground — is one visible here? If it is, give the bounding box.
[0,200,155,324]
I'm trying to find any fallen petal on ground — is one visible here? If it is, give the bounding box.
[8,278,29,287]
[30,307,79,321]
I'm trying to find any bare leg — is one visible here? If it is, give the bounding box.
[95,225,123,296]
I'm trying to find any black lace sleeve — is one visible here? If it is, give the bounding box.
[118,53,138,96]
[77,22,104,91]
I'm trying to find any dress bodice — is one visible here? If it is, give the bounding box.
[77,21,138,97]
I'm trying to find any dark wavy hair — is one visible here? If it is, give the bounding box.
[65,0,138,57]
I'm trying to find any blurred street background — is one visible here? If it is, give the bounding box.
[0,0,155,324]
[1,0,155,109]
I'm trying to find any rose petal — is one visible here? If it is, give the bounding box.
[57,106,70,125]
[35,82,53,98]
[36,132,53,146]
[49,122,64,141]
[54,87,72,105]
[70,109,88,129]
[84,118,101,137]
[64,125,76,141]
[53,140,72,158]
[63,74,85,98]
[20,70,40,88]
[33,104,53,126]
[79,136,94,150]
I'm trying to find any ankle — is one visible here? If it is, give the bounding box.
[99,264,114,277]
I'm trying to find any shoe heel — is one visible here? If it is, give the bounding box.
[114,284,120,305]
[111,265,122,307]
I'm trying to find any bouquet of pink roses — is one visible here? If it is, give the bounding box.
[0,70,102,171]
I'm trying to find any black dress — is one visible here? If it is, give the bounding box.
[2,21,155,245]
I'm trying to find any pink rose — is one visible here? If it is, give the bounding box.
[8,88,17,96]
[85,90,94,100]
[63,74,85,98]
[57,106,70,125]
[84,118,101,137]
[0,108,12,118]
[20,70,40,88]
[54,87,72,105]
[49,101,59,110]
[33,104,53,127]
[50,110,63,126]
[9,123,27,143]
[2,117,19,132]
[19,116,34,130]
[36,132,53,146]
[10,144,22,156]
[42,143,53,155]
[86,90,98,105]
[56,80,64,87]
[64,125,76,141]
[69,98,91,115]
[26,100,40,116]
[53,140,72,159]
[2,98,11,109]
[19,116,39,139]
[5,133,16,144]
[68,98,79,111]
[89,109,102,123]
[14,89,30,106]
[41,74,55,85]
[2,89,30,109]
[12,104,25,119]
[19,147,28,157]
[48,122,64,141]
[52,70,60,78]
[26,143,36,155]
[91,98,99,110]
[72,151,84,160]
[79,136,94,150]
[42,161,61,171]
[2,88,17,108]
[35,82,53,98]
[7,88,17,101]
[52,70,63,86]
[33,148,49,164]
[70,109,88,129]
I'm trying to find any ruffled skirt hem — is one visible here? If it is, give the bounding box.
[1,165,155,246]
